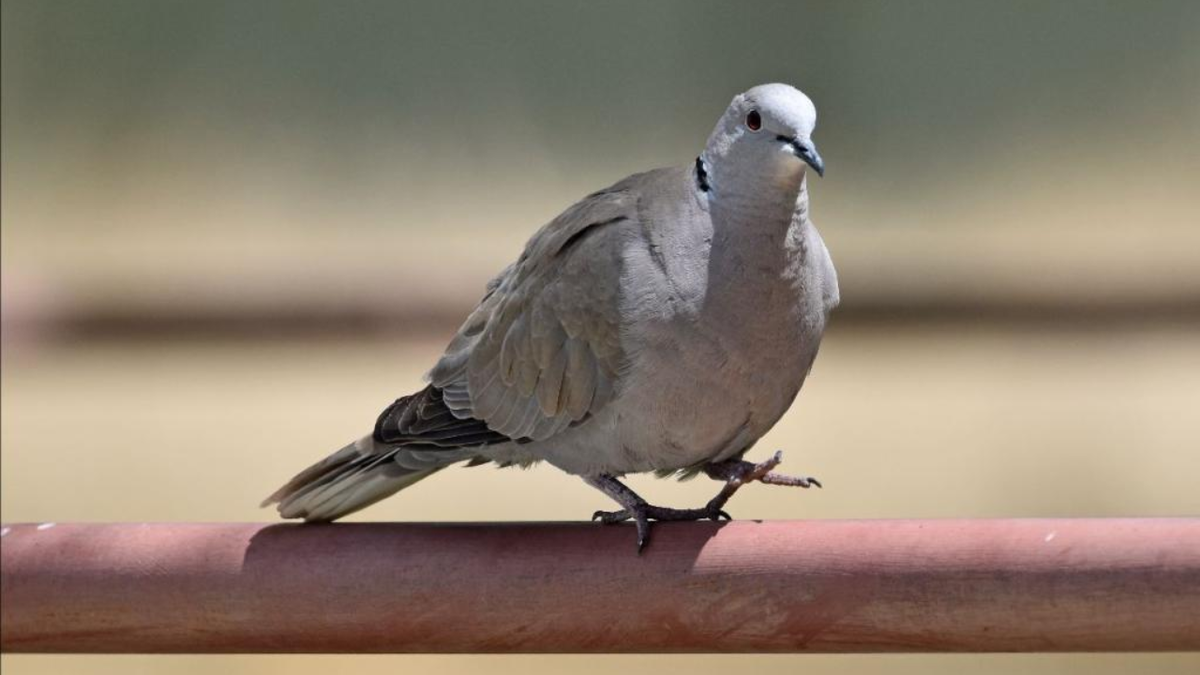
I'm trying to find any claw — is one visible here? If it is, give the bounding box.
[634,513,651,554]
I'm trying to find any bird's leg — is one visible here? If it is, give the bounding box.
[585,475,730,553]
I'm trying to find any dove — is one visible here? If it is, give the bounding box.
[264,83,839,551]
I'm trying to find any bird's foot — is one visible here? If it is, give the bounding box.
[705,450,821,490]
[677,451,820,535]
[583,450,818,553]
[592,501,731,552]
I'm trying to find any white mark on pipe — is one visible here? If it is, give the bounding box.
[37,522,56,531]
[1044,532,1056,542]
[0,527,10,537]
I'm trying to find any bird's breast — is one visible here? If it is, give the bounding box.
[607,225,832,471]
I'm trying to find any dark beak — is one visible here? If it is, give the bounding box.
[781,136,825,177]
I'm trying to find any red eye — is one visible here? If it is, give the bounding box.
[746,110,762,131]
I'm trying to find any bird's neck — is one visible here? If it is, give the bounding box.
[694,153,814,302]
[697,150,808,227]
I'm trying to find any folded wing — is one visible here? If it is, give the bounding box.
[425,187,635,442]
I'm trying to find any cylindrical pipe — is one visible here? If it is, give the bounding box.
[2,519,1198,653]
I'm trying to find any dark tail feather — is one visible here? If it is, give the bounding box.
[262,435,459,522]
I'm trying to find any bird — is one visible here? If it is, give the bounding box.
[263,83,839,551]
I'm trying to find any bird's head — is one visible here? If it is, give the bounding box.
[702,83,823,191]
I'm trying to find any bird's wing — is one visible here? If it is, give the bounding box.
[425,186,636,441]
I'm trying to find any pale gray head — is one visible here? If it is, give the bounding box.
[701,83,824,191]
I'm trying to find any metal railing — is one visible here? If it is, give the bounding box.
[2,519,1198,653]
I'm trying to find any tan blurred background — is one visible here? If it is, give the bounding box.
[3,1,1199,673]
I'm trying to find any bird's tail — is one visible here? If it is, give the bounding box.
[261,435,468,522]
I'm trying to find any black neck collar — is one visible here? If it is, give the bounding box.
[694,156,711,193]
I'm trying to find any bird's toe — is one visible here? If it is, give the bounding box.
[592,509,632,524]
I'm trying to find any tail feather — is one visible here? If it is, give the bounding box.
[265,385,513,522]
[262,435,467,522]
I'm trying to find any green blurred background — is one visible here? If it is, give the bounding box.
[2,1,1199,673]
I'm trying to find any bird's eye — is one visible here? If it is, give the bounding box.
[745,110,762,132]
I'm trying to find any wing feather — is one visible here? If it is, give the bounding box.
[427,188,634,441]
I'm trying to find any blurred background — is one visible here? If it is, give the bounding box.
[2,1,1199,673]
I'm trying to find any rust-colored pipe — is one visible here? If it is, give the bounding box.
[2,519,1198,653]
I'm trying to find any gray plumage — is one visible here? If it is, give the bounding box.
[264,83,839,527]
